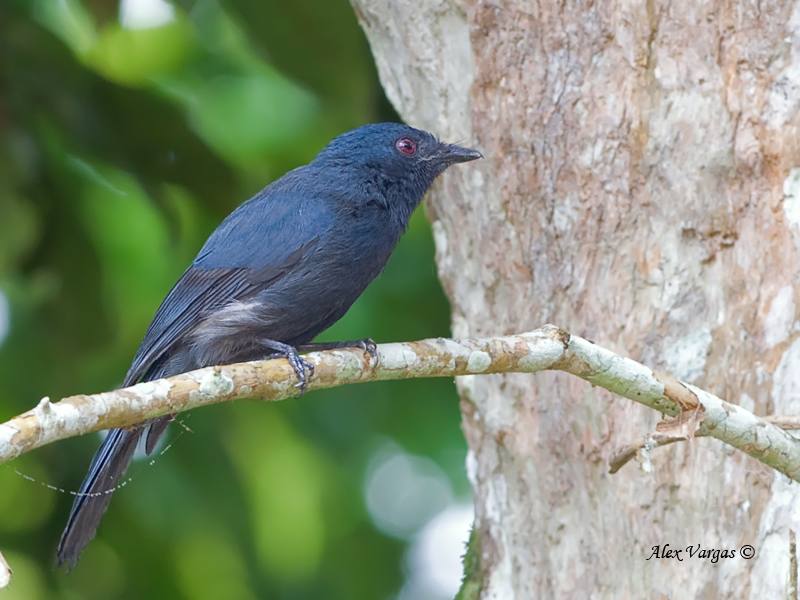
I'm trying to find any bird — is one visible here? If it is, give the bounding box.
[56,122,482,570]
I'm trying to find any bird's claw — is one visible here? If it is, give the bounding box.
[285,350,314,395]
[358,338,378,366]
[259,339,315,396]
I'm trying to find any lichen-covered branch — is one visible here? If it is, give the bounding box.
[2,325,800,482]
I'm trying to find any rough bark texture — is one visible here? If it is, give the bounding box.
[353,0,800,598]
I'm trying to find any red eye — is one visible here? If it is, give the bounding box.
[396,137,416,155]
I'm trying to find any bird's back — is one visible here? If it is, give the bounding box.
[126,161,405,384]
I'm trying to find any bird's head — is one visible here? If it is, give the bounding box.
[314,123,482,213]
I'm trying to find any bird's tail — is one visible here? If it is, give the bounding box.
[56,427,144,571]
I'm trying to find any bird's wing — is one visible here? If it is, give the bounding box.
[124,183,328,386]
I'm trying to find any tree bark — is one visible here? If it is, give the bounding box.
[352,0,800,597]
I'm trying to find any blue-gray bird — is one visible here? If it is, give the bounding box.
[57,122,481,569]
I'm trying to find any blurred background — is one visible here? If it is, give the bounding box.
[0,0,472,598]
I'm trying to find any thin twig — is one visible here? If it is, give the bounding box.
[609,415,800,474]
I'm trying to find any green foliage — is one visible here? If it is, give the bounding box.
[0,0,469,598]
[455,525,484,600]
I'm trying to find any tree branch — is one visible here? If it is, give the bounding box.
[2,325,800,483]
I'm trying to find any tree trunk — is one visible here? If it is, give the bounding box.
[353,0,800,597]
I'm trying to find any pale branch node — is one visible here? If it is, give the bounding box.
[0,548,10,589]
[2,325,800,484]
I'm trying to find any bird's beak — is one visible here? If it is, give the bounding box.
[437,143,483,164]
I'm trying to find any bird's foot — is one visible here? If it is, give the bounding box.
[357,339,378,366]
[260,339,315,395]
[296,338,378,366]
